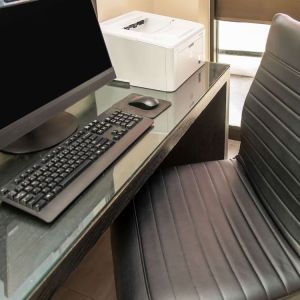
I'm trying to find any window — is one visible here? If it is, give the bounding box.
[217,21,270,125]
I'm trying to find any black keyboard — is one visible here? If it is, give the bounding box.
[0,110,153,223]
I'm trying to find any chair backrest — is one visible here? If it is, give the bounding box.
[238,14,300,255]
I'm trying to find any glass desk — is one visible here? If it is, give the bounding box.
[0,62,230,300]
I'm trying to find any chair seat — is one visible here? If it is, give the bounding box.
[111,160,300,300]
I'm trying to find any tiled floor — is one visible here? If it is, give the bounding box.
[51,140,241,300]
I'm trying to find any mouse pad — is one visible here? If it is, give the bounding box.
[112,93,171,119]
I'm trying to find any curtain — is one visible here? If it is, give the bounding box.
[215,0,300,23]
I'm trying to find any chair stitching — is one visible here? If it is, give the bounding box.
[239,147,300,265]
[241,145,300,225]
[243,106,300,162]
[255,68,300,115]
[248,91,300,139]
[230,160,300,279]
[147,181,178,299]
[241,130,300,207]
[242,121,300,186]
[133,198,152,300]
[259,63,300,102]
[182,165,226,300]
[201,163,248,300]
[160,168,201,300]
[264,51,300,78]
[216,161,270,299]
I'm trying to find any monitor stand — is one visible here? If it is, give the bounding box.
[2,112,78,154]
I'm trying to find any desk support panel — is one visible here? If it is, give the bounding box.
[162,83,229,166]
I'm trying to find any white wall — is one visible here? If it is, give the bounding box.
[97,0,153,21]
[152,0,210,60]
[153,0,199,22]
[97,0,210,60]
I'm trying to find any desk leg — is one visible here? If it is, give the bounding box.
[162,82,229,167]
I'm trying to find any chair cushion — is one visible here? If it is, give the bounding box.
[111,160,300,300]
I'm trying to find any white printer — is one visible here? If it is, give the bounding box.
[101,11,205,92]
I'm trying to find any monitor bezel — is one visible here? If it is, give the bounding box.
[0,67,116,151]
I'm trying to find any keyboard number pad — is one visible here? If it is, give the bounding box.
[106,111,141,129]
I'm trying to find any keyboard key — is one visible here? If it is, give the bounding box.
[33,187,41,195]
[15,191,26,202]
[65,168,73,173]
[35,170,43,177]
[45,193,55,201]
[54,177,63,184]
[48,182,57,189]
[20,194,34,206]
[38,176,46,182]
[42,187,50,194]
[25,186,34,192]
[26,168,34,174]
[15,185,23,192]
[14,177,22,184]
[8,190,17,200]
[28,175,36,181]
[0,187,8,195]
[60,159,92,188]
[96,150,104,156]
[34,200,48,212]
[39,182,47,189]
[126,121,136,128]
[22,180,30,187]
[27,193,44,208]
[52,186,62,194]
[96,138,108,148]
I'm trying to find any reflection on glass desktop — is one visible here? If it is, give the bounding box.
[0,0,153,222]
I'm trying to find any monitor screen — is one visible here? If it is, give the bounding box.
[0,0,115,151]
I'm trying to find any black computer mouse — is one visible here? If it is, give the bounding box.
[128,96,159,110]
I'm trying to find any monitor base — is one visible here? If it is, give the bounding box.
[2,112,78,154]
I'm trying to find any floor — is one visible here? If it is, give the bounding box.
[229,75,253,127]
[51,140,240,300]
[228,139,240,159]
[51,229,117,300]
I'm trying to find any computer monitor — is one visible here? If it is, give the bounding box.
[0,0,116,154]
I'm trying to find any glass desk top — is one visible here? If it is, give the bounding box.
[0,63,229,300]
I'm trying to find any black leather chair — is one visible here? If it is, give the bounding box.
[111,14,300,300]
